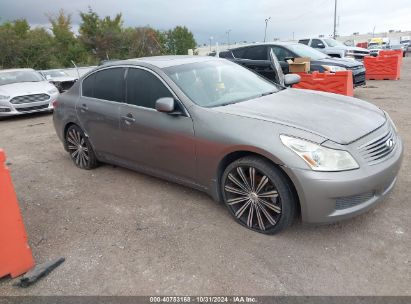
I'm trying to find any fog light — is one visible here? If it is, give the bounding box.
[0,108,11,112]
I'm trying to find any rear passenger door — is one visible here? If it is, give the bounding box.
[118,67,196,182]
[77,67,126,158]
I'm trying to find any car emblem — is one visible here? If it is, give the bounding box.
[386,138,394,149]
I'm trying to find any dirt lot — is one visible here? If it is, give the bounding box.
[0,59,410,296]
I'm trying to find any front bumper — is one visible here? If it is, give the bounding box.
[351,67,366,87]
[283,136,403,224]
[0,98,56,117]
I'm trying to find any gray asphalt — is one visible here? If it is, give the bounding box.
[0,58,410,296]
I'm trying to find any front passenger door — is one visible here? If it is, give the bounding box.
[118,67,196,183]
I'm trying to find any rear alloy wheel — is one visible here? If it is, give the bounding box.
[221,156,296,234]
[65,125,97,170]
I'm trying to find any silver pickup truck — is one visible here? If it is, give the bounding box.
[299,38,370,60]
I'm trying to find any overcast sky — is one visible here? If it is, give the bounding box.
[0,0,410,45]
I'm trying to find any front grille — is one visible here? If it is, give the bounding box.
[16,104,49,112]
[353,73,366,85]
[10,94,50,104]
[336,192,375,210]
[354,51,370,55]
[358,125,396,164]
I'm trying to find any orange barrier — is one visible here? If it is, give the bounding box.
[0,150,35,278]
[364,55,401,80]
[292,71,353,96]
[379,50,403,66]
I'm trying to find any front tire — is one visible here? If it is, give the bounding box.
[221,156,296,234]
[65,125,98,170]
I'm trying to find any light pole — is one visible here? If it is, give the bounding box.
[209,36,214,52]
[333,0,337,39]
[226,29,232,48]
[264,17,271,42]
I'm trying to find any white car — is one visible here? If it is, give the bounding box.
[0,69,59,117]
[39,69,78,92]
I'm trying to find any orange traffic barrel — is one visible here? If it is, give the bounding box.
[0,149,35,278]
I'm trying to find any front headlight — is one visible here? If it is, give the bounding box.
[0,95,10,101]
[322,65,347,72]
[47,88,59,94]
[280,135,359,171]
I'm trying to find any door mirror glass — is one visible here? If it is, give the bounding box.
[284,74,301,86]
[155,97,175,113]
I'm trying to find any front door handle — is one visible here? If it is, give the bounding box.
[121,113,136,124]
[80,103,88,112]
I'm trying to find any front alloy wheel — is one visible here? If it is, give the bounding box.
[222,156,296,234]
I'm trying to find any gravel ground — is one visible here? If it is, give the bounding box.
[0,58,410,296]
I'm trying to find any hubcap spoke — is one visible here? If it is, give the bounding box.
[228,173,249,192]
[235,200,251,218]
[225,185,248,196]
[258,198,281,214]
[247,203,254,227]
[258,190,278,198]
[237,167,251,191]
[249,167,256,191]
[259,204,277,225]
[255,175,269,193]
[255,204,265,231]
[227,196,249,205]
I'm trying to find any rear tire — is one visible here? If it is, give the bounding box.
[221,156,296,234]
[65,125,98,170]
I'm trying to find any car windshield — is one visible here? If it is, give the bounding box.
[163,60,280,108]
[285,44,328,60]
[0,70,44,86]
[43,70,68,77]
[324,38,344,47]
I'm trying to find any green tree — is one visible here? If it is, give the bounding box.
[48,10,88,67]
[160,26,196,55]
[79,7,123,60]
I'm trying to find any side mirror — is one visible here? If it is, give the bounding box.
[284,74,301,86]
[46,75,52,80]
[155,97,175,113]
[284,56,295,62]
[317,43,325,49]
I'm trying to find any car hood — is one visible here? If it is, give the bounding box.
[0,81,56,97]
[48,76,77,82]
[312,57,363,68]
[213,89,386,145]
[330,45,369,52]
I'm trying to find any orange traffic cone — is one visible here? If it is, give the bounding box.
[0,149,35,278]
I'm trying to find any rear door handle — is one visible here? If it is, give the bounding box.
[121,113,136,124]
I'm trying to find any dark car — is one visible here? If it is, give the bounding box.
[219,42,366,87]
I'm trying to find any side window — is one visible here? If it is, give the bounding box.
[270,46,294,61]
[126,68,173,109]
[93,68,125,102]
[82,73,95,97]
[232,48,247,58]
[243,46,268,60]
[311,39,325,48]
[298,39,310,45]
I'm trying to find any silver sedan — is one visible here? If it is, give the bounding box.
[53,56,403,234]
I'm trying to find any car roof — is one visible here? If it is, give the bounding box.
[112,55,224,69]
[227,41,300,51]
[0,68,35,73]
